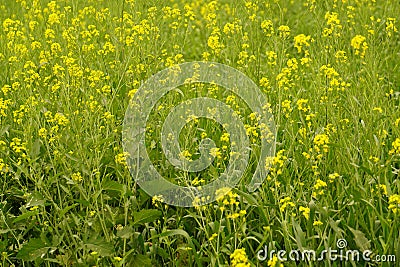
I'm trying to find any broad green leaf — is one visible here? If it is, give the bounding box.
[102,179,126,194]
[328,219,344,235]
[133,209,162,226]
[116,225,134,239]
[85,236,114,257]
[29,138,41,159]
[13,210,39,223]
[349,227,371,251]
[130,254,152,267]
[16,238,51,261]
[153,229,193,246]
[292,218,306,251]
[74,199,90,207]
[26,192,45,208]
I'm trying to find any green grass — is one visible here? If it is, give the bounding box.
[0,0,400,266]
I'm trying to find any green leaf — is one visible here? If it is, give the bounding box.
[234,189,270,224]
[116,225,134,239]
[358,165,373,177]
[152,229,193,248]
[0,240,7,251]
[85,236,114,257]
[74,199,90,207]
[102,179,126,194]
[133,209,162,226]
[130,254,152,267]
[328,219,344,236]
[59,203,79,218]
[0,125,9,136]
[151,230,202,266]
[13,210,39,223]
[29,138,41,159]
[26,192,45,208]
[233,189,257,205]
[138,189,151,206]
[16,238,51,261]
[349,227,371,251]
[0,229,11,235]
[292,218,306,250]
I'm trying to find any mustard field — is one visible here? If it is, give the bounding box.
[0,0,399,266]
